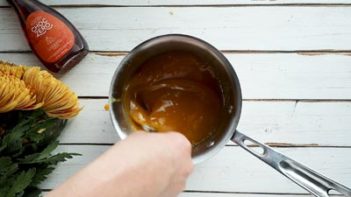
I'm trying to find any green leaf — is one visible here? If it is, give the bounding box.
[0,110,78,196]
[19,141,59,164]
[25,131,44,144]
[0,157,18,178]
[30,166,55,186]
[6,168,36,197]
[0,157,18,188]
[34,141,59,161]
[24,188,42,197]
[0,186,11,196]
[22,152,81,165]
[36,119,67,146]
[37,152,81,165]
[0,144,6,153]
[0,110,44,155]
[25,118,56,143]
[0,157,12,174]
[0,127,25,155]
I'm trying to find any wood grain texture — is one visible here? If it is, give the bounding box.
[60,99,119,144]
[1,0,351,6]
[1,3,350,195]
[2,7,351,51]
[41,145,351,193]
[57,99,351,146]
[1,52,351,99]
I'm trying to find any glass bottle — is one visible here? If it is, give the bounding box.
[7,0,89,73]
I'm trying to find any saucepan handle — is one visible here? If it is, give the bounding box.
[231,131,351,197]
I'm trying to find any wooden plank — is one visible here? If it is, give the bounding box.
[1,52,351,99]
[60,99,119,144]
[41,145,351,194]
[188,147,351,193]
[2,7,351,51]
[1,0,351,6]
[238,100,351,147]
[58,99,351,146]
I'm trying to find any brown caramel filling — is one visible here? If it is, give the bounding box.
[123,51,224,145]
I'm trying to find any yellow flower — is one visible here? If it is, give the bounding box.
[0,61,80,119]
[0,75,42,113]
[0,62,25,78]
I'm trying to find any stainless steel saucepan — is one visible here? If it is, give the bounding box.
[109,34,351,197]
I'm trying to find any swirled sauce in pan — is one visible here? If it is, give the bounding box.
[122,51,225,145]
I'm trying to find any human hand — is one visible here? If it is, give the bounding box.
[47,131,193,197]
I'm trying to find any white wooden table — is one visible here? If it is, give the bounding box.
[1,0,351,196]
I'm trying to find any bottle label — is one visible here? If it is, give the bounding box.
[26,11,75,63]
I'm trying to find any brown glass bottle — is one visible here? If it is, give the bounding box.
[8,0,89,73]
